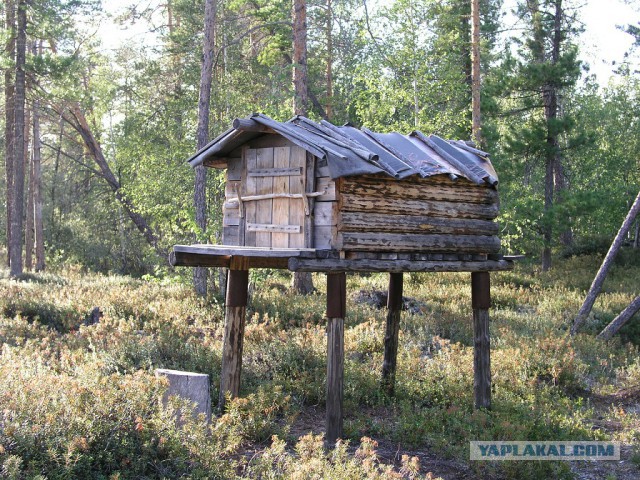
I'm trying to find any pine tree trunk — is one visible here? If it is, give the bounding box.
[4,0,15,267]
[292,0,314,294]
[194,0,217,297]
[325,0,333,120]
[33,91,45,271]
[571,189,640,335]
[539,0,563,272]
[24,98,33,271]
[25,146,34,271]
[597,295,640,340]
[9,0,26,277]
[293,0,308,116]
[470,0,481,145]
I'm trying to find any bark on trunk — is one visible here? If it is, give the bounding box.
[9,0,27,277]
[292,0,314,294]
[598,295,640,340]
[539,0,564,272]
[571,190,640,335]
[292,0,308,116]
[193,0,218,297]
[4,0,16,267]
[325,0,333,120]
[25,98,33,271]
[471,0,481,145]
[33,86,45,271]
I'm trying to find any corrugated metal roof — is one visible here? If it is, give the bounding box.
[187,113,498,186]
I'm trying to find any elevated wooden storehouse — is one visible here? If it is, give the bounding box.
[171,113,513,444]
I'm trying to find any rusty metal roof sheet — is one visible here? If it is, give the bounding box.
[187,113,498,186]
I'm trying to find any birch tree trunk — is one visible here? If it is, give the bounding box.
[194,0,217,297]
[571,189,640,335]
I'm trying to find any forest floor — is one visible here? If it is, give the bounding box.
[0,251,639,479]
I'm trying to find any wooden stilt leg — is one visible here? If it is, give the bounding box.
[382,272,403,395]
[471,271,491,409]
[219,256,249,411]
[326,272,346,446]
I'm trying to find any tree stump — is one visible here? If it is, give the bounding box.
[155,369,211,424]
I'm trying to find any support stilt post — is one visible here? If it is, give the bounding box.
[219,256,249,411]
[326,272,346,446]
[471,271,491,409]
[382,272,403,395]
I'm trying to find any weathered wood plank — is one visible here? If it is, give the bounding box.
[232,117,274,133]
[316,177,336,201]
[381,273,402,396]
[173,244,316,257]
[338,212,498,235]
[248,167,302,177]
[340,232,501,253]
[339,194,499,220]
[471,271,491,410]
[272,147,291,248]
[223,207,240,226]
[314,201,337,227]
[169,251,290,269]
[341,176,498,204]
[326,272,346,446]
[289,146,306,248]
[247,134,294,149]
[305,152,316,249]
[244,149,258,246]
[246,223,301,233]
[287,258,514,273]
[255,148,274,247]
[314,226,335,250]
[222,226,239,246]
[227,159,243,182]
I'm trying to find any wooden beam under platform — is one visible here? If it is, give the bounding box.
[288,258,514,273]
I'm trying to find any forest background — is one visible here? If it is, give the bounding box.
[1,0,640,285]
[2,1,640,478]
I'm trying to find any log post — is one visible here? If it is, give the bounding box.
[326,272,346,446]
[219,256,249,411]
[381,272,403,395]
[471,271,491,410]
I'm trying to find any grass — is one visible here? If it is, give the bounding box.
[0,252,639,479]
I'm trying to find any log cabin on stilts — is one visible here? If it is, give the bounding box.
[170,113,514,445]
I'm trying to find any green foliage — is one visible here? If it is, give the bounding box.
[2,259,639,478]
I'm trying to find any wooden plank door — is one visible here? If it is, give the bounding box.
[242,145,307,248]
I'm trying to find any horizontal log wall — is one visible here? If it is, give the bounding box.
[338,175,500,254]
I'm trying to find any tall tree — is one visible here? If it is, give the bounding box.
[4,0,16,267]
[291,0,315,295]
[292,0,308,116]
[194,0,218,297]
[9,0,27,277]
[471,0,481,144]
[499,0,581,270]
[32,87,45,272]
